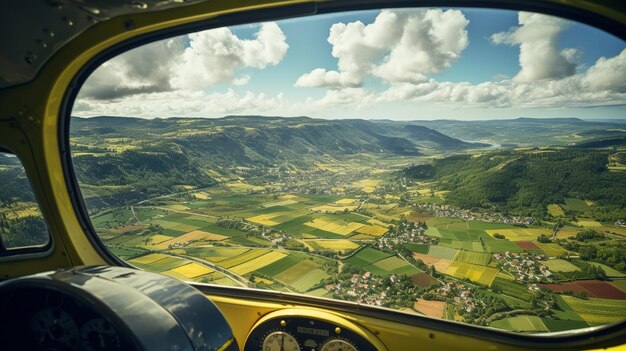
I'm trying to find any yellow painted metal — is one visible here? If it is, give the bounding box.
[0,0,625,349]
[248,308,388,350]
[210,293,626,350]
[207,295,527,351]
[0,0,312,275]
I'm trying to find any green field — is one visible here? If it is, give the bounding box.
[217,249,270,269]
[544,259,580,273]
[365,256,421,276]
[427,246,458,260]
[256,255,304,276]
[344,247,393,267]
[491,277,532,300]
[406,243,430,254]
[275,260,320,285]
[563,198,591,212]
[290,269,330,292]
[130,255,189,272]
[455,250,491,265]
[587,262,626,278]
[186,247,249,261]
[561,296,626,324]
[541,318,589,332]
[491,315,548,332]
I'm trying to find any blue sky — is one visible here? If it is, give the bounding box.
[75,8,626,120]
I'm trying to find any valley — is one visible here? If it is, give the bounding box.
[2,115,626,333]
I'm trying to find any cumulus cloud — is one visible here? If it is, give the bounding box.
[295,9,469,89]
[78,23,288,100]
[582,49,626,93]
[491,12,577,82]
[79,38,185,100]
[172,23,288,89]
[300,46,626,111]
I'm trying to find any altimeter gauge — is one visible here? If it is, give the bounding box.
[80,318,122,351]
[321,338,358,351]
[262,331,301,351]
[29,308,80,349]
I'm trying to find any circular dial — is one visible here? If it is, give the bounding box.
[262,331,301,351]
[29,308,79,349]
[321,339,358,351]
[80,318,122,351]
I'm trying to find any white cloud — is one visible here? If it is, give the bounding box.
[295,9,469,89]
[78,38,186,100]
[582,49,626,93]
[491,12,577,82]
[73,89,286,118]
[172,23,288,89]
[78,23,288,100]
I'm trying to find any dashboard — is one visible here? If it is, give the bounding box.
[244,309,381,351]
[0,266,237,351]
[1,286,133,351]
[0,266,383,351]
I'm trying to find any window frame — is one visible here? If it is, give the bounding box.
[58,0,626,348]
[0,146,54,261]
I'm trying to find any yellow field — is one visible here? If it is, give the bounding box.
[169,262,213,278]
[312,240,359,250]
[485,228,552,241]
[434,190,449,197]
[280,194,298,199]
[576,220,602,227]
[182,185,196,190]
[367,218,389,227]
[315,163,343,172]
[311,205,357,213]
[535,242,569,257]
[332,187,345,192]
[335,198,357,204]
[153,230,228,249]
[167,204,190,211]
[362,187,376,193]
[418,189,432,196]
[304,218,365,235]
[192,192,209,199]
[172,224,201,232]
[355,225,388,236]
[263,199,298,207]
[384,194,400,200]
[597,226,626,236]
[247,213,281,226]
[254,277,274,285]
[349,234,374,240]
[129,253,169,265]
[302,233,317,239]
[225,182,264,191]
[147,234,174,244]
[230,251,287,275]
[547,204,565,217]
[446,262,499,286]
[3,205,41,219]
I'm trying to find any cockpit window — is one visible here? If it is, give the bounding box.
[0,151,49,251]
[69,8,626,333]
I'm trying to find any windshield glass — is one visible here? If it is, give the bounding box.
[70,8,626,333]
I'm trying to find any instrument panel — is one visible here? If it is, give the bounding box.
[0,266,238,351]
[2,287,130,351]
[244,309,382,351]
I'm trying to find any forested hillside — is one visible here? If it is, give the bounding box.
[403,150,626,220]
